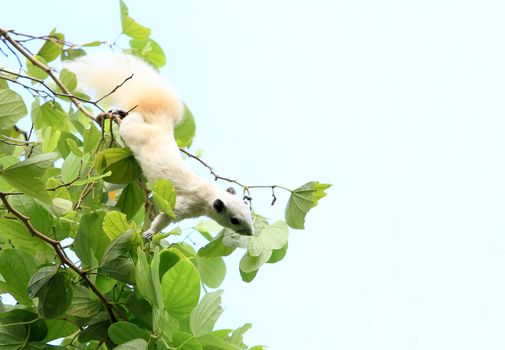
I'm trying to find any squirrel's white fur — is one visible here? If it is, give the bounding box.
[66,53,253,238]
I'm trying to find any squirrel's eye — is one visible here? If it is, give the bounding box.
[230,218,240,225]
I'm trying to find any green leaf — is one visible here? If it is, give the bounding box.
[0,128,25,158]
[66,138,83,157]
[161,259,201,319]
[42,319,78,343]
[55,131,81,158]
[196,256,226,288]
[102,256,135,284]
[103,210,132,240]
[116,182,145,220]
[26,55,49,80]
[61,152,81,183]
[190,290,224,336]
[159,248,186,279]
[261,221,289,249]
[247,236,267,257]
[150,179,176,218]
[113,338,148,350]
[59,68,77,92]
[0,78,8,89]
[198,232,236,258]
[67,286,102,318]
[230,323,252,346]
[124,293,153,329]
[175,105,196,148]
[10,194,56,236]
[247,221,288,258]
[135,248,159,307]
[101,230,136,284]
[52,197,73,216]
[37,30,64,62]
[35,271,73,318]
[240,219,287,272]
[74,211,110,267]
[149,248,164,309]
[221,229,249,249]
[31,100,68,131]
[0,156,18,191]
[95,148,142,184]
[120,0,151,39]
[239,251,271,274]
[239,268,258,283]
[102,230,135,264]
[173,331,203,350]
[40,127,61,153]
[108,321,149,345]
[83,125,101,153]
[267,242,288,264]
[61,48,86,61]
[0,177,47,204]
[0,89,27,129]
[78,319,110,343]
[83,40,102,47]
[0,249,37,305]
[127,38,166,68]
[197,333,241,350]
[285,181,331,229]
[0,309,47,346]
[4,152,57,177]
[195,220,221,241]
[71,171,111,186]
[28,265,58,298]
[0,217,53,261]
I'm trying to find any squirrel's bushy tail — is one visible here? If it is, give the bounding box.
[65,52,183,125]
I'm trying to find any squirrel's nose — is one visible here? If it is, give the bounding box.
[239,228,253,236]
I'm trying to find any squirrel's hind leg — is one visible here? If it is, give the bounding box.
[142,212,171,240]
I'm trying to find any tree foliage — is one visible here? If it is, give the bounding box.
[0,1,330,348]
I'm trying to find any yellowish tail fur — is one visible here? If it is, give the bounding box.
[65,52,183,125]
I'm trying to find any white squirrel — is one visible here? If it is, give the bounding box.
[66,53,253,239]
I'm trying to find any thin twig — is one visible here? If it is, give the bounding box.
[0,68,100,106]
[0,37,22,74]
[95,74,133,103]
[9,30,107,49]
[0,29,98,123]
[14,125,29,141]
[0,136,35,147]
[179,148,246,187]
[47,174,81,191]
[179,148,293,195]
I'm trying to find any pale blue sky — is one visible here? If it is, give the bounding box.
[3,1,505,349]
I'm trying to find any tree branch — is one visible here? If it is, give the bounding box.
[0,68,100,105]
[179,148,247,187]
[95,74,134,103]
[0,28,99,124]
[179,148,293,198]
[0,192,118,322]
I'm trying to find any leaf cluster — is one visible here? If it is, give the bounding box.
[0,1,330,349]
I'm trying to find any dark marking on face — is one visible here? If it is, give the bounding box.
[230,217,240,225]
[226,187,236,195]
[213,199,226,213]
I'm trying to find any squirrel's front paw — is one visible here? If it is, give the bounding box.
[108,109,128,119]
[142,229,155,240]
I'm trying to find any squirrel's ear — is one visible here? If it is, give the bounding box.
[226,187,236,195]
[213,199,226,213]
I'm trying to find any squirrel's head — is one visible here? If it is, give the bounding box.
[209,187,253,235]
